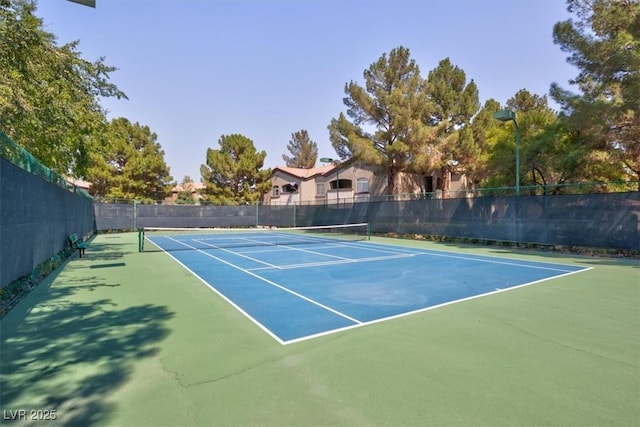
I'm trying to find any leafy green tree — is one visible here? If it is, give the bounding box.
[520,122,597,193]
[484,90,596,193]
[328,46,433,195]
[282,129,318,168]
[485,91,553,188]
[551,0,640,188]
[424,58,479,195]
[509,92,574,192]
[176,176,196,204]
[200,134,271,205]
[468,98,502,186]
[0,0,126,176]
[86,118,173,202]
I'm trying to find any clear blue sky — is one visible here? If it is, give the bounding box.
[36,0,577,182]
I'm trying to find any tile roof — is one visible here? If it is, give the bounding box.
[272,164,335,179]
[66,177,92,189]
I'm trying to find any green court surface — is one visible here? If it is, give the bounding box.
[1,232,638,426]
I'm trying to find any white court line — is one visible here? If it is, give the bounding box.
[241,243,343,254]
[199,238,418,270]
[149,234,592,346]
[240,241,362,255]
[193,238,281,269]
[340,240,582,273]
[189,235,576,274]
[148,236,286,345]
[413,251,576,272]
[274,243,355,262]
[163,235,363,325]
[281,266,593,345]
[194,235,405,268]
[195,238,359,268]
[249,253,417,271]
[167,232,580,273]
[261,238,586,274]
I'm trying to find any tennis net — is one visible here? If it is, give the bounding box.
[138,223,370,252]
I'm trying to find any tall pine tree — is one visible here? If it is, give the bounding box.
[551,0,640,187]
[86,118,173,202]
[282,130,318,168]
[424,58,479,195]
[200,134,271,205]
[328,46,433,195]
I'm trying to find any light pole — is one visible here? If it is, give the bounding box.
[493,109,521,196]
[320,157,339,205]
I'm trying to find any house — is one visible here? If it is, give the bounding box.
[266,161,380,206]
[165,182,206,204]
[264,160,469,206]
[66,177,92,192]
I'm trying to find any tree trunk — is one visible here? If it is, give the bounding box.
[441,166,450,199]
[387,164,396,197]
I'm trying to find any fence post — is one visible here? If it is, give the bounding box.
[255,201,259,227]
[133,200,138,229]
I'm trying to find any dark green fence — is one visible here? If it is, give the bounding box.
[0,134,95,290]
[0,131,92,198]
[95,191,639,251]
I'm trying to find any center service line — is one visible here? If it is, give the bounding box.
[165,236,363,325]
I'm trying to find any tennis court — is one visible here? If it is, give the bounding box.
[2,231,638,426]
[141,225,590,344]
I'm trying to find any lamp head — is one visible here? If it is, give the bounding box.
[67,0,96,6]
[493,109,516,122]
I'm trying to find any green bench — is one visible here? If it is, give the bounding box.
[68,233,89,258]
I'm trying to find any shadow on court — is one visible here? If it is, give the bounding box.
[0,235,174,426]
[75,240,128,262]
[2,232,638,427]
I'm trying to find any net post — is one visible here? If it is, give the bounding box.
[138,227,144,252]
[367,223,371,240]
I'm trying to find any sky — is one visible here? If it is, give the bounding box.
[35,0,578,182]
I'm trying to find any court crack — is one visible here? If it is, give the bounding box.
[502,321,637,369]
[160,357,276,389]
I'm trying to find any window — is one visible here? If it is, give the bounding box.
[282,183,298,193]
[356,178,369,193]
[272,186,280,197]
[424,175,434,193]
[331,179,352,190]
[316,182,325,196]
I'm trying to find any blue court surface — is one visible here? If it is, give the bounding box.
[146,230,590,345]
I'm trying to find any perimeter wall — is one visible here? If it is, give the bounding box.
[1,158,95,289]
